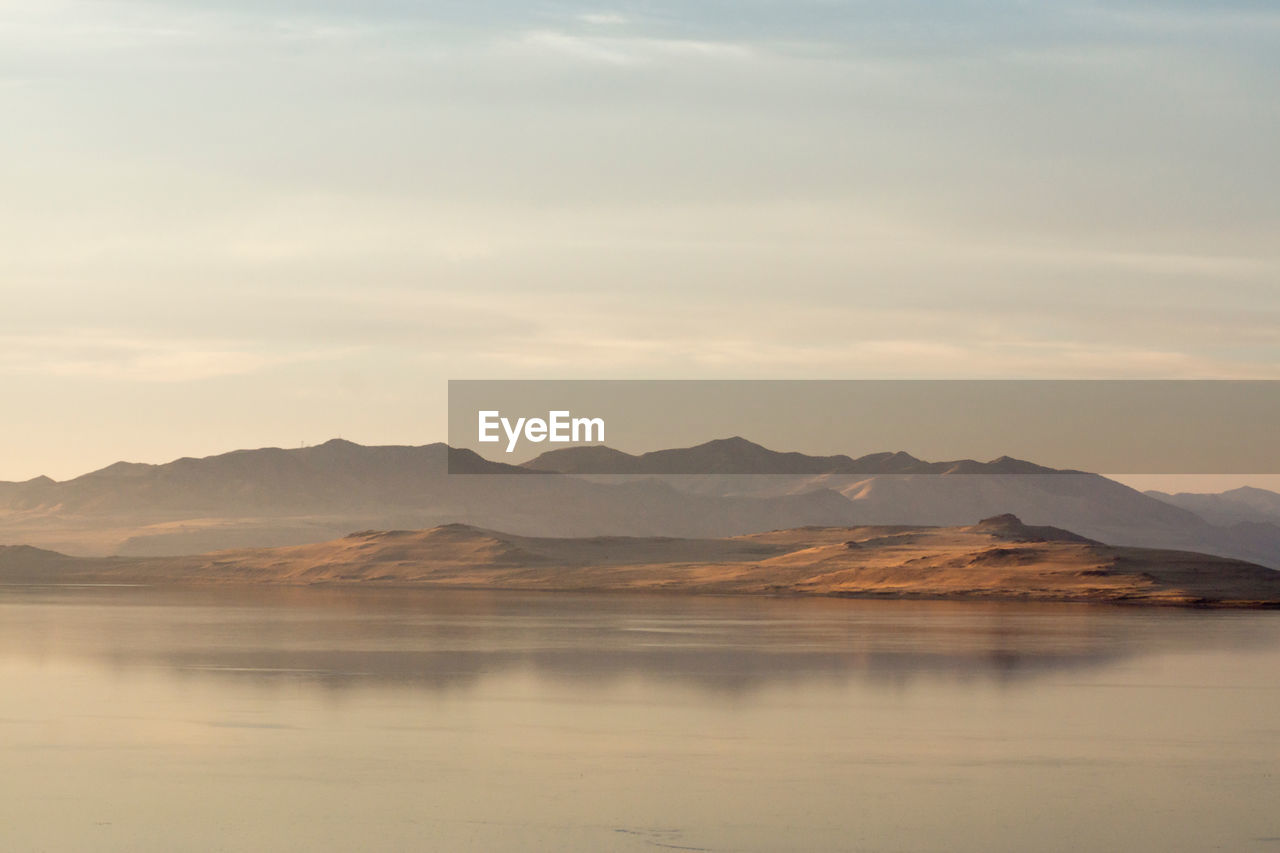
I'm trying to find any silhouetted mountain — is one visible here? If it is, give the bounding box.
[0,440,534,514]
[0,439,857,556]
[523,437,1062,475]
[0,438,1276,568]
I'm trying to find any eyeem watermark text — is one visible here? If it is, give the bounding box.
[478,410,605,453]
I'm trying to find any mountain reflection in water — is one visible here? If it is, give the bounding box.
[0,586,1270,694]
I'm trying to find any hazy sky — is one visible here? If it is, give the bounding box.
[2,0,1278,480]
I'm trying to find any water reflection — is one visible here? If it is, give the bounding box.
[1,586,1273,694]
[4,587,1280,853]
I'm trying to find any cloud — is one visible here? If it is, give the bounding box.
[514,29,755,65]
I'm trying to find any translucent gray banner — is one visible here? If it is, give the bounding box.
[447,380,1280,474]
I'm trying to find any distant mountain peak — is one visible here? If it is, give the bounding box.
[1224,485,1280,499]
[700,436,767,450]
[316,438,359,449]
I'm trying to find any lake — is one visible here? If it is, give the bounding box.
[1,586,1278,852]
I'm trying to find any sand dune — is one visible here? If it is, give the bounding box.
[2,515,1277,608]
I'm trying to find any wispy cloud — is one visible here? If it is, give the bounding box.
[514,29,755,65]
[578,12,629,27]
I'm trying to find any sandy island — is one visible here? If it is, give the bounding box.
[2,514,1278,608]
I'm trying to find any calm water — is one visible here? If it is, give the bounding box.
[1,587,1278,852]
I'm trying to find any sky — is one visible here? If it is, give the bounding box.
[2,0,1278,481]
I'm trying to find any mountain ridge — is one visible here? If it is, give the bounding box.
[1,437,1276,569]
[522,436,1066,476]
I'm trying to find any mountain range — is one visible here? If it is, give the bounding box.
[522,437,1064,475]
[0,437,1277,569]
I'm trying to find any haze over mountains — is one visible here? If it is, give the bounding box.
[1147,487,1280,527]
[0,437,1277,569]
[0,439,855,556]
